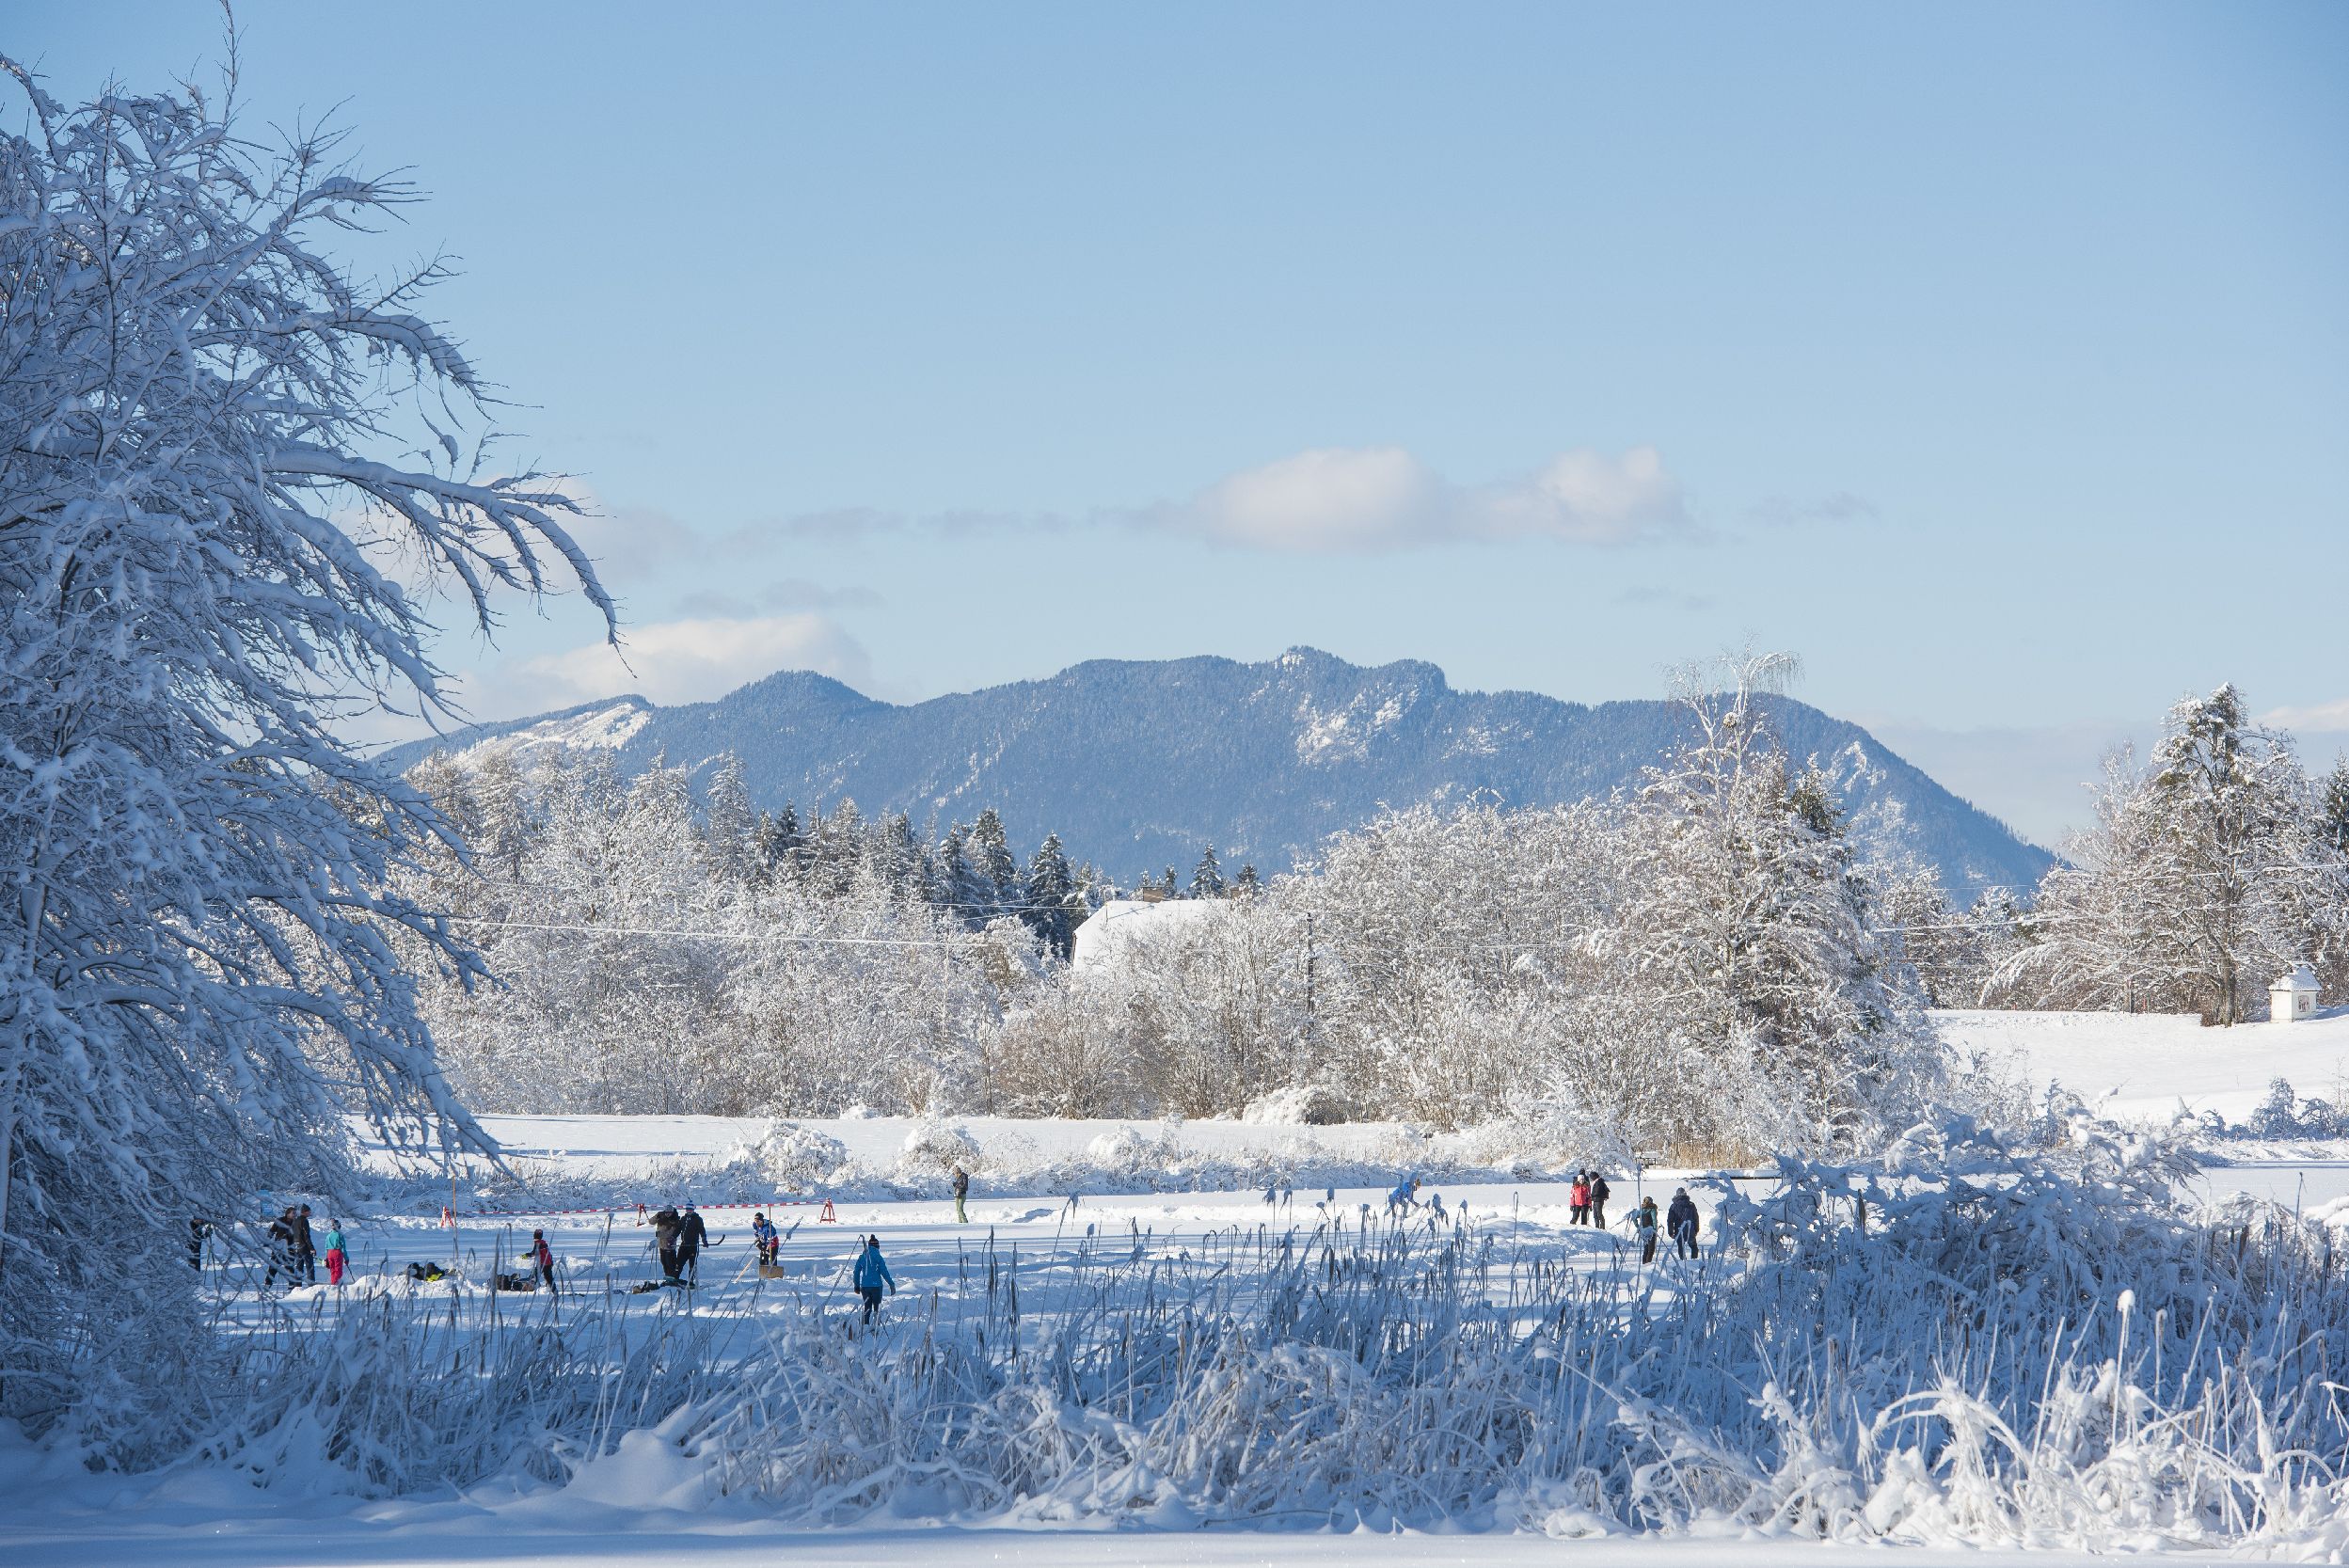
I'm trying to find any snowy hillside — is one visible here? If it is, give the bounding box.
[379,648,2053,897]
[1940,1006,2349,1124]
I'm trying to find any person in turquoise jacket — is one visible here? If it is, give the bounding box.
[851,1234,897,1324]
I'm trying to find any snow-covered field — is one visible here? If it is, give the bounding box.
[18,1008,2349,1566]
[1940,1005,2349,1125]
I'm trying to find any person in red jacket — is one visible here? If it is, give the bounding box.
[1569,1172,1592,1225]
[532,1229,557,1294]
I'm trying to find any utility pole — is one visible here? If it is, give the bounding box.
[1303,911,1317,1051]
[939,934,951,1045]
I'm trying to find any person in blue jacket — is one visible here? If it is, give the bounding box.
[852,1234,897,1324]
[1385,1176,1421,1218]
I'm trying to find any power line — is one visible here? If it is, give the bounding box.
[442,916,961,950]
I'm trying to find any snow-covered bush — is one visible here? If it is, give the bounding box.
[2243,1076,2347,1140]
[1461,1102,1629,1177]
[1083,1124,1170,1173]
[735,1122,849,1193]
[896,1120,980,1183]
[1240,1084,1354,1125]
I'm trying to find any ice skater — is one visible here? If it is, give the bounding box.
[676,1201,709,1283]
[1630,1196,1659,1263]
[1667,1189,1701,1260]
[852,1234,897,1325]
[650,1205,683,1280]
[1385,1176,1421,1218]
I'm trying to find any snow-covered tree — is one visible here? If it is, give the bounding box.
[0,60,606,1444]
[1023,832,1079,958]
[701,753,758,883]
[2322,755,2349,856]
[1191,846,1227,899]
[969,808,1020,915]
[2003,688,2349,1023]
[753,801,803,884]
[1610,653,1939,1151]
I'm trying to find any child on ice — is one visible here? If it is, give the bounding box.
[322,1221,348,1287]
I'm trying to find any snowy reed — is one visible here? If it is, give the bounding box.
[183,1117,2349,1553]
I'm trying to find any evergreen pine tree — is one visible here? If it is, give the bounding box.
[1191,846,1226,899]
[813,798,863,895]
[1234,863,1262,896]
[702,753,758,884]
[938,823,983,921]
[871,811,925,896]
[754,801,806,883]
[971,808,1020,914]
[2324,756,2349,856]
[1024,833,1080,957]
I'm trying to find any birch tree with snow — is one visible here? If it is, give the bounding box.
[0,60,607,1443]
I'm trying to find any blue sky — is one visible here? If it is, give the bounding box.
[13,4,2347,843]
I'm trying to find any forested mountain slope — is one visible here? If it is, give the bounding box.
[383,647,2051,896]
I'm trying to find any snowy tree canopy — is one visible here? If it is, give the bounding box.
[2000,687,2349,1023]
[0,59,607,1435]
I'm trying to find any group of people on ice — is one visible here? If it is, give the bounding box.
[1387,1170,1704,1264]
[1597,1177,1705,1263]
[644,1201,897,1325]
[255,1204,350,1288]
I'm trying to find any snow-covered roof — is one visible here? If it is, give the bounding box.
[2274,963,2319,991]
[1071,898,1228,973]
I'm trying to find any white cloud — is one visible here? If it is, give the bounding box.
[1166,444,1691,553]
[673,578,883,618]
[2261,699,2349,736]
[1750,490,1881,528]
[486,613,874,712]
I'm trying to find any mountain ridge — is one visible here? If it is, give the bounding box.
[381,648,2052,898]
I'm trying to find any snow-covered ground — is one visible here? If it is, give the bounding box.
[25,1007,2349,1565]
[1938,1005,2349,1125]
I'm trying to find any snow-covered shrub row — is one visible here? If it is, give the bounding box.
[665,1116,2349,1550]
[498,1117,1527,1211]
[405,653,1946,1164]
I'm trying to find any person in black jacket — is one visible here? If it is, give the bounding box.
[676,1202,709,1281]
[650,1205,683,1280]
[293,1204,318,1284]
[1588,1173,1611,1230]
[951,1164,970,1224]
[264,1207,297,1290]
[1667,1189,1701,1260]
